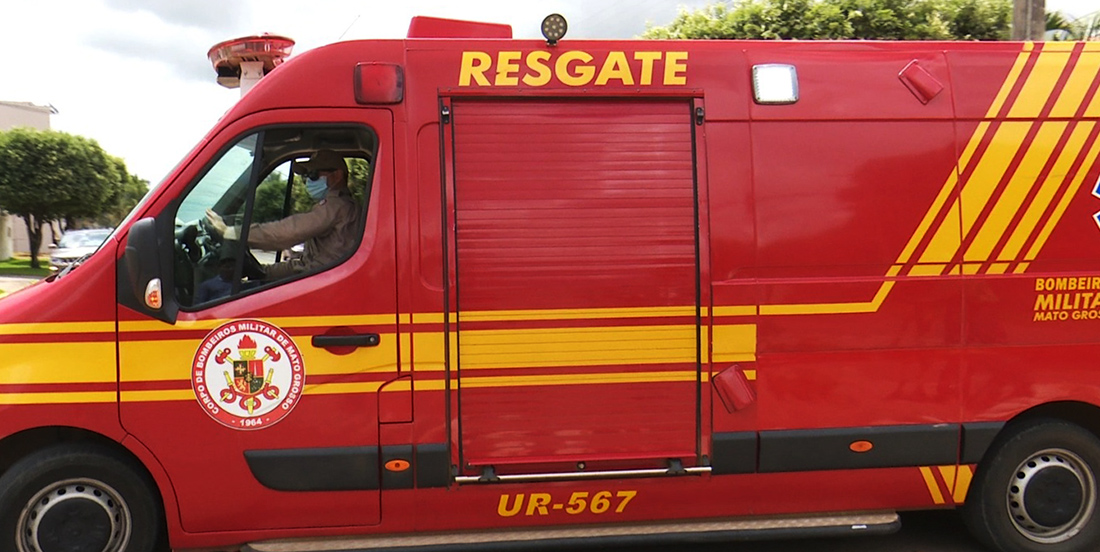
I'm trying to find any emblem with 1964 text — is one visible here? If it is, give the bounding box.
[191,319,305,430]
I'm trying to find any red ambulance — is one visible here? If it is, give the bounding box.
[0,14,1099,552]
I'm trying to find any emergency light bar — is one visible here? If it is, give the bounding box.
[208,34,295,92]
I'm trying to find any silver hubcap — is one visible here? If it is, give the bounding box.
[17,478,131,552]
[1007,448,1096,544]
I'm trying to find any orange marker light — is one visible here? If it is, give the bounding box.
[385,459,411,472]
[849,440,874,453]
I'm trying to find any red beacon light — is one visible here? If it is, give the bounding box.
[207,34,295,95]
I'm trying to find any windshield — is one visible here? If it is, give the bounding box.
[58,230,111,248]
[176,135,258,225]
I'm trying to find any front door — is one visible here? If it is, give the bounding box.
[118,109,397,532]
[444,98,702,475]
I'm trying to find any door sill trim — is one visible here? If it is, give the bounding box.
[455,465,710,485]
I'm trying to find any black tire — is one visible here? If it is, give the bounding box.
[963,419,1100,552]
[0,442,163,552]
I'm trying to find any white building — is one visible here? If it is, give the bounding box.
[0,101,58,259]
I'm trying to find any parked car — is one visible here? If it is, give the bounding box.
[48,228,111,271]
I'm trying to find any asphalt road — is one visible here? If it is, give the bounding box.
[569,511,989,552]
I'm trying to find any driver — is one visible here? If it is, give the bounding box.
[204,149,358,280]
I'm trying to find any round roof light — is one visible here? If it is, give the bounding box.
[541,14,568,46]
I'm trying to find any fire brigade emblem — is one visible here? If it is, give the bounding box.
[191,320,304,430]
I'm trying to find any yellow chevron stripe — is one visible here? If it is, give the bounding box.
[961,122,1033,235]
[958,124,991,172]
[916,200,961,267]
[966,122,1068,262]
[1009,46,1072,119]
[897,173,959,265]
[1025,132,1100,260]
[954,465,974,503]
[1087,80,1100,118]
[1000,122,1096,262]
[920,466,946,505]
[986,45,1034,118]
[1051,51,1100,118]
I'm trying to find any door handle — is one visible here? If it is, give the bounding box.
[312,333,381,348]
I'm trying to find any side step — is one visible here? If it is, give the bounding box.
[244,512,900,552]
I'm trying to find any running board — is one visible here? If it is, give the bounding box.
[243,512,900,552]
[455,463,710,484]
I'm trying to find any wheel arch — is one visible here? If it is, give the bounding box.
[0,426,178,544]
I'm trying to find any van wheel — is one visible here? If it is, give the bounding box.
[963,419,1100,552]
[0,443,162,552]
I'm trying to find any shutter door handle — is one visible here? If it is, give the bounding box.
[312,334,381,348]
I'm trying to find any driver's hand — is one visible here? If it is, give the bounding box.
[205,209,238,240]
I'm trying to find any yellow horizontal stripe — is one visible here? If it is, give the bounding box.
[119,335,398,382]
[460,325,698,369]
[0,391,116,405]
[759,281,892,316]
[966,122,1067,262]
[743,369,757,381]
[458,305,700,323]
[711,305,757,317]
[1051,53,1100,118]
[462,370,697,389]
[1,343,116,384]
[304,381,386,395]
[0,321,114,336]
[121,390,193,402]
[712,324,756,363]
[119,314,394,333]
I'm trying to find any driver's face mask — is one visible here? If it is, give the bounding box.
[305,176,328,200]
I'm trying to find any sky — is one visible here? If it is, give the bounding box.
[1,0,1098,186]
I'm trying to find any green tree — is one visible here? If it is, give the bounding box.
[89,161,148,228]
[0,128,123,268]
[642,0,1010,40]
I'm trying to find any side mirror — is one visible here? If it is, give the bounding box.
[118,217,178,324]
[48,243,57,250]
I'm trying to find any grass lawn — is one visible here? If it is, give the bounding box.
[0,256,51,278]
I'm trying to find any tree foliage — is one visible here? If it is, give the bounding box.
[0,127,138,267]
[642,0,1011,40]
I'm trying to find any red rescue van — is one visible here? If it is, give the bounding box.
[1,15,1100,552]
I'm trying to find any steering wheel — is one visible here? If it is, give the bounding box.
[198,215,222,246]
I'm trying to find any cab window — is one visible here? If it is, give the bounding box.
[171,125,376,308]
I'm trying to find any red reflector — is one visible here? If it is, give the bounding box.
[850,440,874,453]
[355,63,404,105]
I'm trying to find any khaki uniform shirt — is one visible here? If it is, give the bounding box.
[245,188,358,280]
